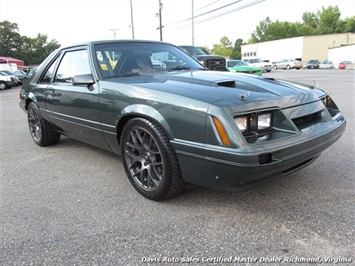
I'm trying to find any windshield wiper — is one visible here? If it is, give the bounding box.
[118,71,141,77]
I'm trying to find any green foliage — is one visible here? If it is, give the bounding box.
[210,37,245,59]
[0,21,23,58]
[211,36,233,58]
[230,38,244,59]
[0,20,60,65]
[248,5,354,43]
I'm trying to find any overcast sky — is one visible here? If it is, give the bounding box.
[1,0,354,48]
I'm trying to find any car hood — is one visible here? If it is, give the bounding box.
[107,70,324,111]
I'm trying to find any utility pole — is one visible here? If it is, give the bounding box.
[130,0,135,39]
[159,0,163,41]
[191,0,194,45]
[109,28,119,39]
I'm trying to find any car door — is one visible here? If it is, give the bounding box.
[278,60,286,69]
[43,47,111,150]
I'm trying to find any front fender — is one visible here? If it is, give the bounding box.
[117,104,174,139]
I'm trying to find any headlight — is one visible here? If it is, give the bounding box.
[234,116,249,133]
[258,113,271,131]
[199,60,205,65]
[234,112,272,134]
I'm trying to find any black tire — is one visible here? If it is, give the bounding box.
[286,65,290,70]
[27,102,61,146]
[0,81,8,90]
[121,117,186,201]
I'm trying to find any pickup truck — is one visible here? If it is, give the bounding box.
[179,45,227,71]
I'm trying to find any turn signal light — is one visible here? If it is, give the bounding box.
[212,117,232,146]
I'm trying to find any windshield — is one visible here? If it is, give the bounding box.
[179,46,206,56]
[227,60,248,67]
[95,42,206,79]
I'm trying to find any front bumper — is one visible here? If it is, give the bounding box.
[173,118,346,191]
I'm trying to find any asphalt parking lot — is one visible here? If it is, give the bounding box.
[0,69,354,265]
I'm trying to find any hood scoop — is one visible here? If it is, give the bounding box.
[216,80,236,88]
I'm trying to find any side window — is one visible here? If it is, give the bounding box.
[39,57,59,84]
[54,50,91,83]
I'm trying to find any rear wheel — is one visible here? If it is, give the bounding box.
[27,102,61,146]
[121,117,186,201]
[286,65,291,70]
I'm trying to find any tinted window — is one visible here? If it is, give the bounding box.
[54,50,91,83]
[95,42,204,79]
[39,57,60,83]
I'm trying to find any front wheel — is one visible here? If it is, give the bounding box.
[286,65,291,70]
[0,81,8,90]
[27,102,61,146]
[121,117,186,201]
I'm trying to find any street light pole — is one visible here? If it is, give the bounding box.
[130,0,135,39]
[159,0,163,41]
[191,0,194,45]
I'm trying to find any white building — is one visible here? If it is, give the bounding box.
[328,44,355,67]
[241,33,355,64]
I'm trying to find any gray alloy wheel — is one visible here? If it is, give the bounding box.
[286,65,291,70]
[121,117,186,201]
[27,102,61,146]
[0,81,8,90]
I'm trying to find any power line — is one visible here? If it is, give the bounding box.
[164,0,244,28]
[164,0,264,33]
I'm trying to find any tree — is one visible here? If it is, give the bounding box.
[249,17,273,43]
[211,36,233,58]
[20,34,60,65]
[247,5,354,44]
[302,11,319,30]
[0,20,60,65]
[0,21,23,57]
[318,6,342,34]
[230,38,244,59]
[344,16,355,33]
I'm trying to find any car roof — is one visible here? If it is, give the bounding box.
[61,39,174,50]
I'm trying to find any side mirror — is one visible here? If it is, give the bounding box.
[72,74,95,86]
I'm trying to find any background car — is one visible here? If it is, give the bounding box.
[338,61,353,69]
[306,59,320,69]
[26,68,37,77]
[274,59,303,70]
[319,60,334,69]
[19,40,346,201]
[227,60,262,75]
[0,70,22,86]
[243,58,272,72]
[0,72,16,90]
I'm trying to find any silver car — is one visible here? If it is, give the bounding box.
[274,59,303,70]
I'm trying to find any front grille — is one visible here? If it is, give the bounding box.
[292,111,323,131]
[206,59,226,70]
[248,70,260,74]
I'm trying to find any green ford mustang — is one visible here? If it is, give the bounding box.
[19,40,346,201]
[227,60,262,75]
